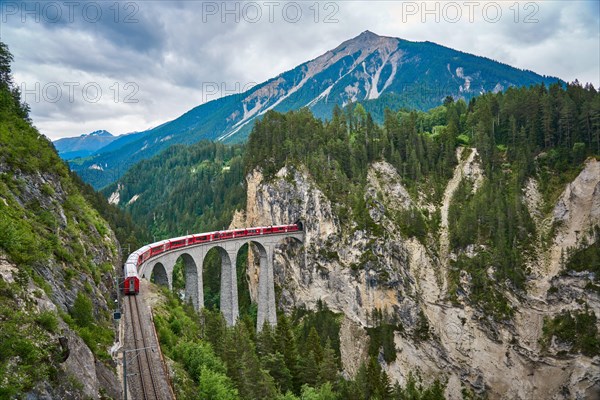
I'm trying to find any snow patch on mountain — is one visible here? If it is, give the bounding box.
[343,83,360,106]
[219,31,402,141]
[87,130,113,137]
[127,194,140,205]
[456,67,472,92]
[366,43,403,100]
[108,193,119,205]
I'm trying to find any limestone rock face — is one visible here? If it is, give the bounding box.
[238,157,600,399]
[0,162,121,398]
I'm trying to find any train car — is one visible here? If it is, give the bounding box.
[221,231,234,239]
[136,245,152,266]
[233,229,247,238]
[123,222,305,295]
[193,234,210,244]
[247,228,261,236]
[150,240,170,256]
[123,262,140,295]
[169,236,189,250]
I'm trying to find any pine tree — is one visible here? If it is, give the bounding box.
[257,322,276,358]
[305,327,324,364]
[263,352,293,394]
[317,340,338,385]
[224,323,277,399]
[276,313,301,393]
[299,349,319,387]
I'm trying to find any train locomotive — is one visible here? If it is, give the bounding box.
[122,221,303,296]
[123,261,140,295]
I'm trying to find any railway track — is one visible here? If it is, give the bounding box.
[128,295,161,399]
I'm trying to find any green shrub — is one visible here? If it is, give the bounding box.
[542,307,600,357]
[36,311,59,333]
[565,227,600,281]
[71,292,93,328]
[367,323,398,363]
[198,366,239,400]
[41,183,55,196]
[395,207,428,242]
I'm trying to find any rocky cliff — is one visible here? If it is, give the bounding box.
[235,154,600,399]
[0,103,123,397]
[0,164,122,398]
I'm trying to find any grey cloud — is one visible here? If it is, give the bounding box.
[1,0,597,140]
[8,1,168,53]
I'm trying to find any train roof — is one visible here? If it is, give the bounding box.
[125,223,301,263]
[124,263,138,277]
[169,235,193,242]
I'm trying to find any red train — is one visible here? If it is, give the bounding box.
[123,262,140,295]
[122,221,303,295]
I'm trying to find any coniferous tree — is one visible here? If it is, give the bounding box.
[276,313,301,393]
[318,340,339,386]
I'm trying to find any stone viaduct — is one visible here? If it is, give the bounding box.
[137,231,304,329]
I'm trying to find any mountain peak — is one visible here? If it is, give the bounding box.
[54,130,117,160]
[331,30,400,58]
[71,32,562,188]
[85,130,113,138]
[347,30,390,44]
[358,30,379,38]
[351,30,400,43]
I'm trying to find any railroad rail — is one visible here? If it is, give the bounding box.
[128,295,160,399]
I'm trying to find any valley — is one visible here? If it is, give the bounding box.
[102,81,600,399]
[67,31,562,190]
[0,18,599,400]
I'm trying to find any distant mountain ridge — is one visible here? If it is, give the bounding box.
[71,31,563,189]
[54,130,117,160]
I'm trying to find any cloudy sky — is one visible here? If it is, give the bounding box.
[1,0,598,140]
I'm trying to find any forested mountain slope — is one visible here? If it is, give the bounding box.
[109,81,600,398]
[71,31,562,190]
[102,141,246,240]
[236,82,600,399]
[0,42,143,398]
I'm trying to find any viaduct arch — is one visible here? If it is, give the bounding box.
[137,231,304,330]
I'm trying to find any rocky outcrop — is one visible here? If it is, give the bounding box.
[0,256,121,399]
[238,156,600,399]
[533,158,600,297]
[439,147,483,271]
[0,163,122,397]
[339,317,370,379]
